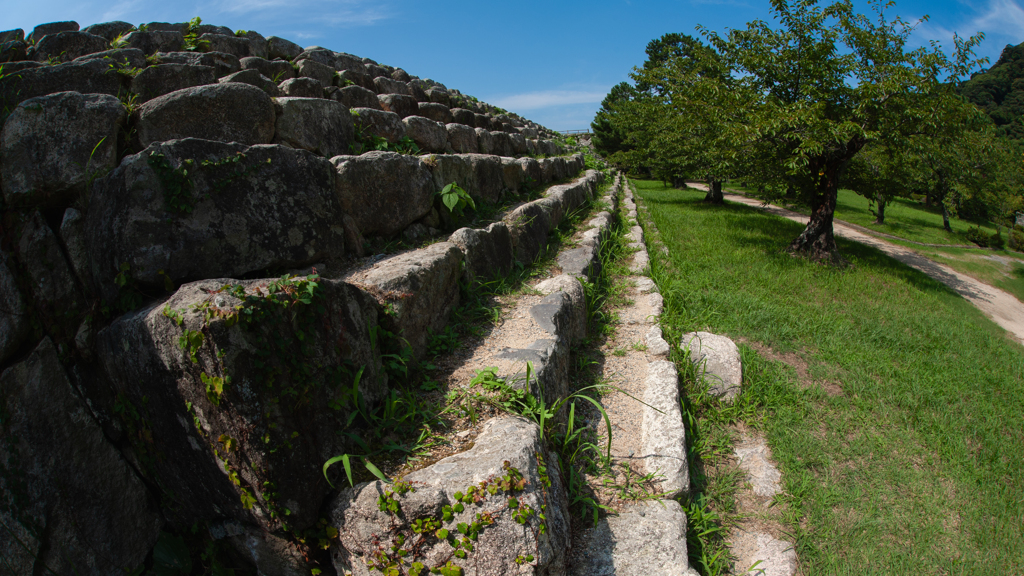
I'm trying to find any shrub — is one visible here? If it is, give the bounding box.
[990,229,1006,250]
[1009,228,1024,252]
[966,226,989,247]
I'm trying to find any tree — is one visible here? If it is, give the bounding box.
[692,0,984,264]
[590,82,636,167]
[961,42,1024,146]
[840,142,914,224]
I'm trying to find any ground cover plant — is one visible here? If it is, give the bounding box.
[634,179,1024,574]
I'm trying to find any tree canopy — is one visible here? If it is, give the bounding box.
[603,0,989,264]
[961,42,1024,146]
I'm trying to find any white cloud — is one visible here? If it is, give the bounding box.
[971,0,1024,39]
[488,90,610,111]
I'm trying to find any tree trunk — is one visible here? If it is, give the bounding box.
[704,179,723,204]
[942,204,952,232]
[788,165,846,266]
[875,193,886,225]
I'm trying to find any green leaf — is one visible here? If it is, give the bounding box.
[322,453,352,488]
[443,191,459,212]
[363,459,386,482]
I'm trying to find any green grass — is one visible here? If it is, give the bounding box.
[723,185,999,246]
[888,241,1024,304]
[635,179,1024,575]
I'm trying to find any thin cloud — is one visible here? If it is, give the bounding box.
[489,90,610,111]
[213,0,389,27]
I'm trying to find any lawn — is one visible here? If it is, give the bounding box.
[634,179,1024,575]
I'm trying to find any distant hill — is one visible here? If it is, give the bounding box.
[961,43,1024,145]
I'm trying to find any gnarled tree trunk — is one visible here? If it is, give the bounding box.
[787,162,847,266]
[704,179,723,204]
[875,192,886,224]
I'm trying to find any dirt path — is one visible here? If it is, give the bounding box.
[691,183,1024,344]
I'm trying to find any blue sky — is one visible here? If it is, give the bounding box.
[4,0,1024,131]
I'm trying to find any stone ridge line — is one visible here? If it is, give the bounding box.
[685,183,1024,344]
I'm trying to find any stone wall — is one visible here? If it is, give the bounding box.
[0,18,599,576]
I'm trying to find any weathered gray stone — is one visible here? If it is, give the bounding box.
[123,30,185,54]
[364,63,387,79]
[570,500,698,576]
[378,93,418,118]
[495,336,569,408]
[731,531,798,576]
[240,56,295,81]
[74,47,146,68]
[451,108,475,125]
[641,360,689,498]
[425,87,451,106]
[331,151,434,236]
[219,68,281,96]
[635,277,658,294]
[31,31,108,63]
[334,51,364,72]
[28,21,79,42]
[278,77,321,98]
[510,133,529,155]
[0,29,24,43]
[490,131,514,157]
[350,107,405,143]
[273,97,354,158]
[132,63,217,102]
[0,40,28,63]
[82,21,135,41]
[154,50,241,77]
[505,201,552,265]
[402,115,447,153]
[296,58,335,87]
[236,30,268,59]
[446,122,478,153]
[333,84,380,109]
[417,101,453,124]
[449,222,514,283]
[267,35,302,60]
[372,76,409,95]
[644,325,671,358]
[339,68,375,90]
[473,113,490,128]
[294,47,336,67]
[681,331,742,400]
[142,22,188,34]
[196,24,234,37]
[500,157,526,193]
[558,245,601,281]
[630,249,650,274]
[390,68,411,82]
[228,525,310,576]
[736,437,783,499]
[464,154,504,203]
[198,33,251,57]
[0,256,29,365]
[534,274,587,345]
[97,277,383,531]
[135,83,276,147]
[86,139,344,297]
[59,207,92,292]
[341,242,462,358]
[474,127,494,154]
[0,337,163,575]
[330,416,569,576]
[1,91,124,209]
[0,60,121,113]
[341,213,366,257]
[530,286,586,348]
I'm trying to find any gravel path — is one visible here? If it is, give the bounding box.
[688,182,1024,344]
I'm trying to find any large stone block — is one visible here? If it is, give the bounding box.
[86,139,345,299]
[97,276,383,532]
[135,83,276,147]
[350,107,405,143]
[339,68,375,90]
[296,58,335,87]
[0,60,121,113]
[198,33,252,58]
[641,361,690,498]
[1,91,124,208]
[273,97,354,158]
[240,56,295,81]
[1,40,29,63]
[219,69,281,97]
[331,151,434,237]
[681,331,742,400]
[16,211,86,327]
[378,93,418,118]
[451,107,475,125]
[82,21,135,41]
[267,35,302,60]
[156,50,241,77]
[330,416,569,576]
[465,154,504,203]
[475,127,494,154]
[27,21,79,42]
[417,101,453,124]
[0,255,29,365]
[372,76,409,95]
[446,122,478,153]
[505,201,553,265]
[74,47,147,68]
[334,51,364,72]
[0,338,163,575]
[534,274,587,345]
[341,242,462,358]
[402,115,447,153]
[449,222,514,283]
[294,47,336,68]
[490,131,514,157]
[131,63,217,102]
[123,30,185,54]
[237,30,269,59]
[333,85,381,110]
[279,77,322,98]
[31,31,108,63]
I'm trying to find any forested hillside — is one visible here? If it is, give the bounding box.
[962,42,1024,145]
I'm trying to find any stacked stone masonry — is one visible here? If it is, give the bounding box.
[0,18,694,576]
